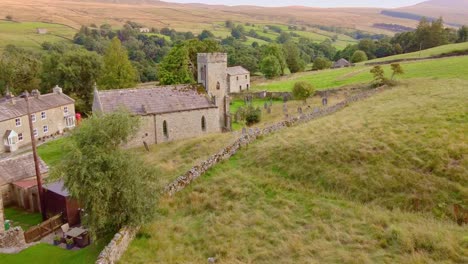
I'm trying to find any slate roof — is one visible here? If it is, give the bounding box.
[43,180,69,197]
[227,66,250,76]
[95,85,217,115]
[0,153,48,186]
[0,92,74,122]
[333,58,351,67]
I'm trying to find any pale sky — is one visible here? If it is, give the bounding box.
[164,0,426,8]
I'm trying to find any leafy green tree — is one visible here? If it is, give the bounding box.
[225,20,234,29]
[41,48,103,113]
[262,44,287,75]
[98,37,138,89]
[458,25,468,42]
[51,110,160,236]
[283,42,305,73]
[390,63,404,80]
[370,66,387,87]
[312,57,332,70]
[260,55,282,79]
[277,32,292,44]
[351,50,368,63]
[199,30,215,40]
[292,81,315,102]
[0,45,42,95]
[158,44,193,85]
[231,27,244,39]
[357,39,376,59]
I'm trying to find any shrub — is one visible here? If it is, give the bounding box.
[313,57,332,70]
[260,55,282,79]
[236,105,261,126]
[351,50,368,63]
[292,81,315,102]
[5,15,13,21]
[370,66,389,87]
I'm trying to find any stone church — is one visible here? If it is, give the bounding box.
[93,53,248,147]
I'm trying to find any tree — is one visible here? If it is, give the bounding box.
[0,45,42,95]
[225,20,234,29]
[292,81,315,102]
[262,44,287,75]
[370,66,387,87]
[98,37,138,89]
[260,55,281,79]
[51,110,160,236]
[390,63,404,80]
[277,32,292,44]
[231,27,244,39]
[5,15,13,21]
[41,48,103,113]
[357,39,377,59]
[198,30,215,40]
[158,44,193,85]
[236,105,261,126]
[312,57,332,70]
[351,50,368,63]
[283,42,305,73]
[458,25,468,43]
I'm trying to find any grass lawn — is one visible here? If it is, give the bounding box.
[252,55,468,92]
[37,137,70,168]
[0,240,107,264]
[0,21,76,51]
[121,79,468,263]
[3,207,42,230]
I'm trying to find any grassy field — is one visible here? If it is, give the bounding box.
[0,21,76,51]
[0,240,107,264]
[3,207,42,230]
[121,79,468,263]
[253,55,468,92]
[366,42,468,63]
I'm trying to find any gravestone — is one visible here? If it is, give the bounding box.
[267,106,271,114]
[314,107,319,113]
[264,102,268,109]
[269,98,273,106]
[297,107,303,114]
[322,97,328,106]
[242,127,247,135]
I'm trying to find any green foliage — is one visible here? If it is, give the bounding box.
[260,55,281,79]
[277,32,292,44]
[198,30,215,40]
[158,44,193,85]
[457,25,468,43]
[262,44,287,75]
[236,105,262,126]
[312,57,332,70]
[292,81,315,101]
[351,50,368,63]
[185,39,221,79]
[370,66,388,87]
[98,38,138,89]
[41,47,103,113]
[357,39,376,59]
[0,45,42,95]
[283,42,305,73]
[51,111,160,236]
[390,63,404,80]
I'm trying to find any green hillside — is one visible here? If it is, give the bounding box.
[121,79,468,263]
[0,21,76,51]
[253,56,468,91]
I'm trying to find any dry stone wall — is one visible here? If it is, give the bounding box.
[95,86,385,264]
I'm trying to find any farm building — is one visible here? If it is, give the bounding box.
[333,58,352,68]
[43,180,81,226]
[0,153,48,212]
[0,86,76,154]
[94,53,249,148]
[36,28,48,34]
[227,66,250,93]
[139,28,150,33]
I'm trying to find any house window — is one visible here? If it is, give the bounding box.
[216,82,220,90]
[41,111,46,120]
[64,106,69,115]
[163,120,168,139]
[33,129,38,137]
[31,114,36,122]
[18,133,23,141]
[15,118,21,127]
[66,116,75,127]
[201,116,206,132]
[247,84,250,90]
[43,125,48,134]
[236,76,239,81]
[245,75,248,79]
[240,85,242,91]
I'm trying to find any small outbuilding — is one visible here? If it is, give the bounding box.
[36,28,48,34]
[333,58,352,68]
[43,180,81,226]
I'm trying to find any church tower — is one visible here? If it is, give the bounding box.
[197,53,231,131]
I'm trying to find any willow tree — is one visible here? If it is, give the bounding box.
[51,111,160,236]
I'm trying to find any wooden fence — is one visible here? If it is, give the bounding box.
[24,214,64,243]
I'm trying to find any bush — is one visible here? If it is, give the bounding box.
[351,50,368,63]
[236,105,262,126]
[313,57,332,70]
[5,15,13,21]
[260,55,282,79]
[292,81,315,102]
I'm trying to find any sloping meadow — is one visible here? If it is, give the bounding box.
[121,79,468,263]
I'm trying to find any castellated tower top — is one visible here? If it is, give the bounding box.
[197,53,227,64]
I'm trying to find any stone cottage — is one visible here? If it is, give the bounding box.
[93,53,237,148]
[0,86,76,154]
[227,66,250,93]
[333,58,352,68]
[0,153,48,212]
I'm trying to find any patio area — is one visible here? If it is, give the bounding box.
[40,224,90,250]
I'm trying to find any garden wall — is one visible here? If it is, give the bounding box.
[0,227,26,249]
[96,85,385,263]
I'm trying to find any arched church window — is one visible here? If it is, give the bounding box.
[163,120,168,138]
[201,116,206,132]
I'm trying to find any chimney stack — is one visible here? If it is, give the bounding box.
[53,85,63,94]
[31,89,41,98]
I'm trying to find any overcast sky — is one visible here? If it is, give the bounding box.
[164,0,426,8]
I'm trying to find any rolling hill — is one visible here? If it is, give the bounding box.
[398,0,468,25]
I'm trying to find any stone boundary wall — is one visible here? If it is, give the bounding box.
[95,86,385,264]
[0,227,26,249]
